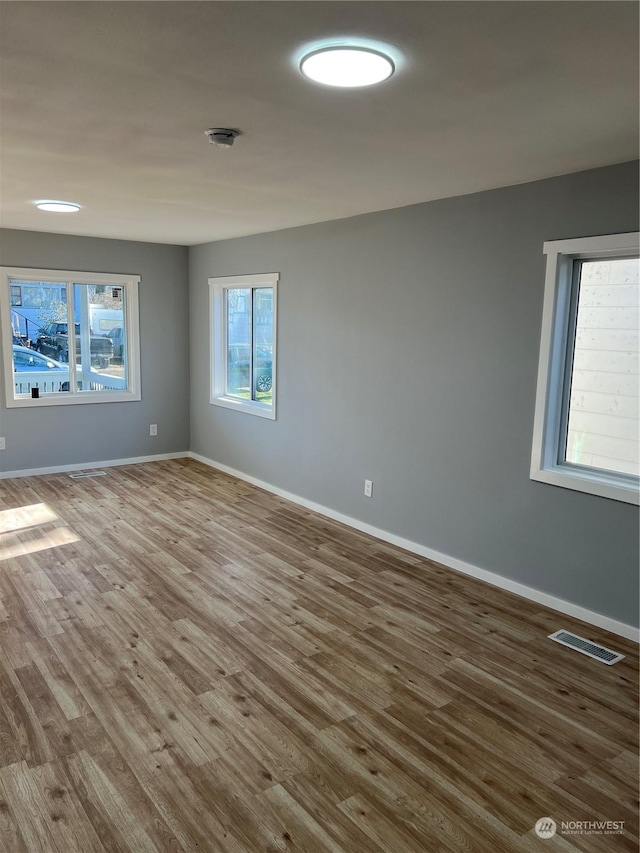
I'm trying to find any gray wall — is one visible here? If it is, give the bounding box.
[0,229,190,472]
[189,161,640,628]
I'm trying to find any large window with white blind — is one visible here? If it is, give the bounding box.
[531,233,639,504]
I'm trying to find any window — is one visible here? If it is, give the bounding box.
[210,273,277,419]
[531,233,639,504]
[1,267,141,407]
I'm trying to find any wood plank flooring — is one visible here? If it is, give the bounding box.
[0,458,637,852]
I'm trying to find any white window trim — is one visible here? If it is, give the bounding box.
[209,272,278,420]
[1,267,141,407]
[530,232,639,505]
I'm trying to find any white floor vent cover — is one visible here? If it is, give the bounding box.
[548,630,624,665]
[69,471,107,479]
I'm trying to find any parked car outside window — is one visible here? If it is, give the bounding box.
[107,325,124,360]
[228,345,272,393]
[12,344,70,392]
[12,344,67,372]
[35,322,113,368]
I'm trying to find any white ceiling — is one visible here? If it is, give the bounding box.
[1,2,637,246]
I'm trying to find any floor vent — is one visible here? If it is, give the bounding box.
[548,630,624,665]
[68,471,107,479]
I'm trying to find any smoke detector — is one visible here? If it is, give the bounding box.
[205,128,240,148]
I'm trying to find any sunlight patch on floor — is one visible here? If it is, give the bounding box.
[0,503,59,534]
[0,526,80,561]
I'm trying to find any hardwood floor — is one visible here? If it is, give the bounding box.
[0,458,637,852]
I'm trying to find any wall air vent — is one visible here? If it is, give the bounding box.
[548,630,624,665]
[68,471,107,479]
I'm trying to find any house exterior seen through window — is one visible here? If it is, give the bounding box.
[565,258,639,478]
[531,234,639,505]
[0,267,141,407]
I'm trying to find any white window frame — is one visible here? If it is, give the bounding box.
[1,267,141,407]
[210,273,278,420]
[531,233,639,505]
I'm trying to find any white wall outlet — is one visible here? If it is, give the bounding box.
[149,424,158,436]
[0,437,5,451]
[364,479,373,498]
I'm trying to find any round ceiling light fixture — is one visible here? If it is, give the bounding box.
[35,200,81,213]
[300,45,395,88]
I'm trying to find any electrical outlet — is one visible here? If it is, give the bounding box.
[364,479,373,498]
[149,424,157,436]
[0,437,5,451]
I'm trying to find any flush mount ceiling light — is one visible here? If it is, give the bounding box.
[300,46,395,88]
[35,200,81,213]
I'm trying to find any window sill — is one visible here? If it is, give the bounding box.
[211,394,275,420]
[7,390,141,408]
[531,463,639,505]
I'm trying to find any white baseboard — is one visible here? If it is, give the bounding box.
[190,451,639,644]
[0,451,190,480]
